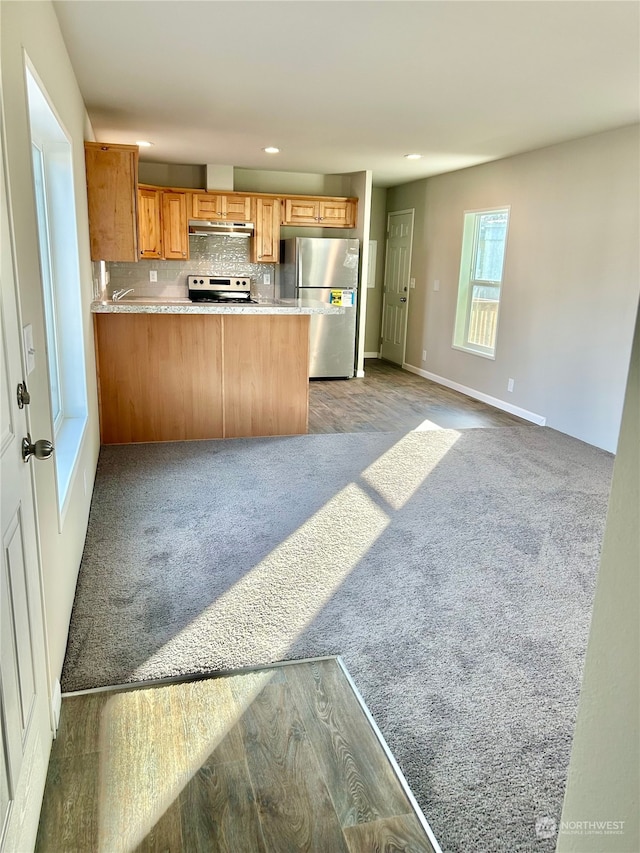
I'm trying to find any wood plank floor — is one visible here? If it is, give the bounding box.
[309,358,524,433]
[36,658,439,853]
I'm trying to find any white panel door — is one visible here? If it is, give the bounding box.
[0,112,52,852]
[380,210,414,365]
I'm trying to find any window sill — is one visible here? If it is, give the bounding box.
[54,414,88,529]
[451,343,496,361]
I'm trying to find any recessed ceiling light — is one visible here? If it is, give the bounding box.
[404,153,422,160]
[263,146,280,154]
[136,140,153,147]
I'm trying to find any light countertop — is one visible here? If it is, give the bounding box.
[91,298,344,315]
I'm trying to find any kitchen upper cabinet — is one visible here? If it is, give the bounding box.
[138,187,163,259]
[191,192,252,222]
[85,142,139,261]
[162,192,189,259]
[318,198,357,228]
[281,196,357,228]
[137,187,189,260]
[251,197,280,263]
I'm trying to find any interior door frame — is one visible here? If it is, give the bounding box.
[380,208,414,366]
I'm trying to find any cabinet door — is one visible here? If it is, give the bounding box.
[252,197,280,263]
[318,199,357,228]
[191,193,223,219]
[282,198,320,225]
[85,142,139,261]
[162,192,189,259]
[138,188,163,259]
[191,193,253,222]
[220,195,252,222]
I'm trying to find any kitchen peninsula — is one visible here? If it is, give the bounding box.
[92,298,341,444]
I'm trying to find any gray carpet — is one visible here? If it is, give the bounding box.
[62,425,613,853]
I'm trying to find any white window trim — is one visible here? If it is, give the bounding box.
[25,54,89,530]
[452,205,510,360]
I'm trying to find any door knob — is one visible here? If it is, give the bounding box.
[16,382,31,408]
[22,434,54,463]
[400,297,407,303]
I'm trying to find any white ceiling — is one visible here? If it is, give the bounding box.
[53,0,640,187]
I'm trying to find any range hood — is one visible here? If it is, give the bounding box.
[188,220,254,237]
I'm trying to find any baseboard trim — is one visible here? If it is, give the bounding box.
[51,678,62,734]
[364,351,380,359]
[402,363,547,426]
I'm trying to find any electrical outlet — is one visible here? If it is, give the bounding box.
[264,273,271,285]
[149,270,158,282]
[410,278,416,289]
[508,378,515,392]
[433,279,440,291]
[422,350,427,362]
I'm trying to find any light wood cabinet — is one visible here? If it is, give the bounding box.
[137,187,189,260]
[138,187,163,259]
[251,197,280,263]
[85,138,358,264]
[282,196,356,228]
[162,192,189,259]
[94,313,309,443]
[85,142,139,261]
[282,198,319,226]
[191,192,252,222]
[318,198,357,227]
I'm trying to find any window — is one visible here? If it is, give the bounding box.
[26,62,88,519]
[453,207,510,358]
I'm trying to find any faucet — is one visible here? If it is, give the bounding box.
[112,288,134,301]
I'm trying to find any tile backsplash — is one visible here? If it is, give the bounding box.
[101,235,276,301]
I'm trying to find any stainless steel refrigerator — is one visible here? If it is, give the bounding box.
[281,237,360,378]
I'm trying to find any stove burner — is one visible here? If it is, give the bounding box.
[192,296,258,304]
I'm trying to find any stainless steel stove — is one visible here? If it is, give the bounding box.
[187,275,257,304]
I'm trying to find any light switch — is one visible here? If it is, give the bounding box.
[23,324,35,374]
[410,278,416,289]
[264,273,271,285]
[434,280,440,291]
[149,270,158,282]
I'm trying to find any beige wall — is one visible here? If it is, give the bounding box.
[557,303,639,851]
[387,125,640,452]
[234,168,350,196]
[1,0,100,689]
[364,186,388,354]
[138,161,205,188]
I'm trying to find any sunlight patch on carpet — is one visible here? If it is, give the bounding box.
[131,482,391,679]
[361,430,460,510]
